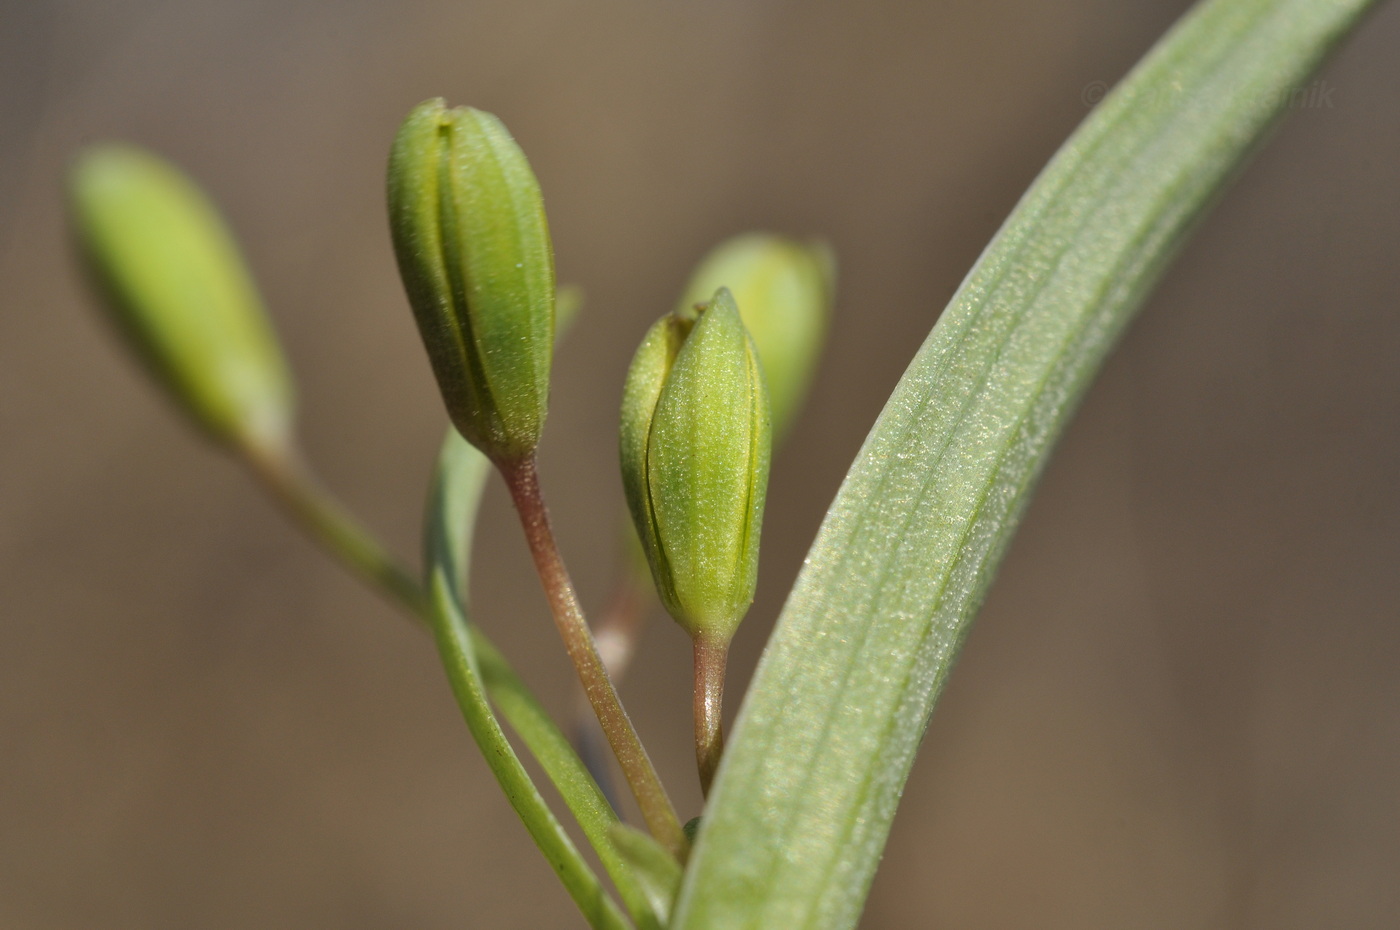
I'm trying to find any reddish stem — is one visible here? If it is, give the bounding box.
[500,455,685,858]
[693,633,729,798]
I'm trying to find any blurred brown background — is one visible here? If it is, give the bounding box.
[3,1,1399,927]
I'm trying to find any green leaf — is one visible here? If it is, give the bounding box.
[424,430,631,930]
[671,1,1380,928]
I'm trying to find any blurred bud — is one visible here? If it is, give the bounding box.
[388,98,555,464]
[619,288,771,641]
[676,233,833,442]
[69,144,294,453]
[555,284,584,343]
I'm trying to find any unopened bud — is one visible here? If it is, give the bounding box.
[388,98,555,464]
[69,145,294,453]
[619,288,771,640]
[676,233,833,442]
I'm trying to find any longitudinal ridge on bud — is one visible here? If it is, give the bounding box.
[620,287,771,642]
[388,98,556,464]
[620,287,772,794]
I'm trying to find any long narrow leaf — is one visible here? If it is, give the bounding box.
[424,431,632,930]
[672,1,1380,927]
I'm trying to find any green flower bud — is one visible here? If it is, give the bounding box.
[69,144,294,453]
[554,284,584,343]
[388,98,555,464]
[619,288,771,640]
[676,233,833,443]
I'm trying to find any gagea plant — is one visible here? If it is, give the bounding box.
[66,1,1380,925]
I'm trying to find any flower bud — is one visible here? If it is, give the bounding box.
[554,284,584,343]
[676,233,833,442]
[388,98,555,464]
[619,288,771,640]
[69,144,295,453]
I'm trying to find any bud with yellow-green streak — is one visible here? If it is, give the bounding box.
[388,98,555,465]
[621,288,771,641]
[676,233,833,443]
[620,287,771,794]
[69,145,294,455]
[594,233,833,688]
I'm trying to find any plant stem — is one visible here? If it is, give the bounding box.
[692,633,728,798]
[572,567,653,810]
[243,442,425,617]
[500,455,686,859]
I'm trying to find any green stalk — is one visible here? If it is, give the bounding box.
[244,434,664,929]
[474,635,664,930]
[424,437,632,930]
[244,445,425,615]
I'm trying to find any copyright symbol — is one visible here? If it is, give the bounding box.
[1081,81,1108,108]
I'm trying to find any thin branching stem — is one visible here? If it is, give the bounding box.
[572,563,653,807]
[244,442,426,616]
[500,454,686,858]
